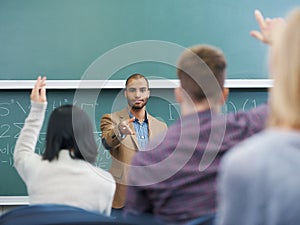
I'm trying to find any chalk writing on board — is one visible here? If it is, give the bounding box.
[0,97,260,169]
[0,98,112,169]
[0,143,13,166]
[167,99,259,120]
[168,103,180,120]
[0,103,10,116]
[222,99,258,114]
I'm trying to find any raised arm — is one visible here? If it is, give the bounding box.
[14,76,47,180]
[250,9,285,44]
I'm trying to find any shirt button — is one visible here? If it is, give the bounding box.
[141,136,144,139]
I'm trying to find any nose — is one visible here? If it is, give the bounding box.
[134,90,142,98]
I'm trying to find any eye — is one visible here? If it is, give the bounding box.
[128,88,136,93]
[140,88,147,93]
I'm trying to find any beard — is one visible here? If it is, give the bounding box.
[128,98,149,110]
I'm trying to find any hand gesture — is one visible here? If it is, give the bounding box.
[118,117,135,135]
[250,9,285,45]
[30,76,47,103]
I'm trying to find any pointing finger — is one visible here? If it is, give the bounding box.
[254,9,266,29]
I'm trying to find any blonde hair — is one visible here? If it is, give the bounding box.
[269,8,300,129]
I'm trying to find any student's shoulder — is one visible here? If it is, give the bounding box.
[93,165,116,183]
[220,130,282,191]
[224,130,275,167]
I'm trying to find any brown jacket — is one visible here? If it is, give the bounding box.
[100,108,167,208]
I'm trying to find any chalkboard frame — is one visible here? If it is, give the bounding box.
[0,80,270,205]
[0,79,272,89]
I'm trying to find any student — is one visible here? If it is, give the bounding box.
[123,43,269,224]
[14,77,116,216]
[216,9,300,225]
[100,73,167,210]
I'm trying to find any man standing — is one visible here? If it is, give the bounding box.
[100,73,167,210]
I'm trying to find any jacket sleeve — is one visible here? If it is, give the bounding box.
[227,103,268,138]
[100,113,123,150]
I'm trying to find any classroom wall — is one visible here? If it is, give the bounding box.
[0,0,298,81]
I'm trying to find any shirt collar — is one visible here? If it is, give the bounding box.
[128,111,148,123]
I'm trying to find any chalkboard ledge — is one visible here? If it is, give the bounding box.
[0,196,29,205]
[0,79,272,89]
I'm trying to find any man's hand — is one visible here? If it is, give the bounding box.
[30,76,47,103]
[250,9,285,45]
[118,117,135,135]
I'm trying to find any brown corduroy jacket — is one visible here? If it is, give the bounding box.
[100,108,167,208]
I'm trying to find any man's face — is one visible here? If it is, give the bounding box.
[125,78,150,110]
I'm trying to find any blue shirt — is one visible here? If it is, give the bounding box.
[129,112,149,150]
[216,129,300,225]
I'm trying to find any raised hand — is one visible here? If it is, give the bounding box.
[118,117,135,135]
[30,76,47,103]
[250,9,285,44]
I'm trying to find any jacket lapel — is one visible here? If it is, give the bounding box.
[148,114,155,139]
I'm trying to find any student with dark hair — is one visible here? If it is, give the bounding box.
[14,76,116,216]
[100,73,168,211]
[43,105,96,163]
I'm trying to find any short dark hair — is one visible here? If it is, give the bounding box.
[125,73,149,88]
[42,105,98,163]
[177,45,226,102]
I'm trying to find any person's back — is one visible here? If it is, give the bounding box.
[216,9,300,225]
[20,149,115,214]
[216,129,300,225]
[124,45,268,224]
[125,105,266,224]
[14,77,116,216]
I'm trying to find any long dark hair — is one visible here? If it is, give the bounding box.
[42,105,98,163]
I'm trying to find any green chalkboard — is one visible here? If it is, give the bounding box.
[0,88,268,196]
[0,0,298,80]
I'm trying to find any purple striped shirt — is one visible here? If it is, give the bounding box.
[124,105,268,225]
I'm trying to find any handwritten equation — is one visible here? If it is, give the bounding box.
[167,99,261,121]
[0,89,267,169]
[0,97,113,169]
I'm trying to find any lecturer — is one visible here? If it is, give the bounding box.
[100,73,167,210]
